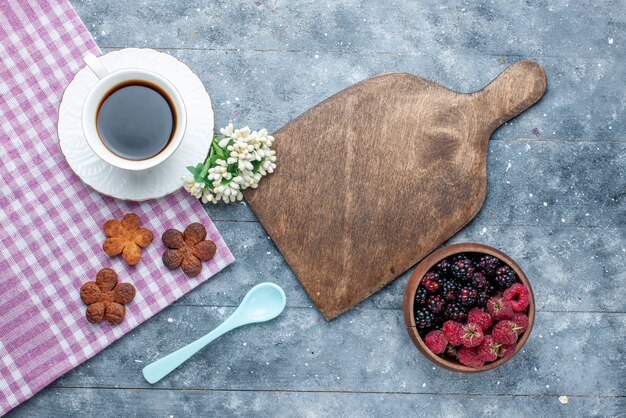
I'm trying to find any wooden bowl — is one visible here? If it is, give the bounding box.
[402,243,535,373]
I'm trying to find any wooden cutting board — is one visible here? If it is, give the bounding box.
[244,60,547,319]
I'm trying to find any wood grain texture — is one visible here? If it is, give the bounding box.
[245,61,547,319]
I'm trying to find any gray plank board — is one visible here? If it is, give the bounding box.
[74,0,624,61]
[52,308,625,397]
[174,221,626,313]
[6,0,623,416]
[100,48,626,143]
[476,141,625,228]
[8,387,624,418]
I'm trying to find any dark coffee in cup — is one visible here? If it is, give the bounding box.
[96,80,176,161]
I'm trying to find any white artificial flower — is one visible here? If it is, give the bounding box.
[233,126,251,140]
[220,123,235,137]
[214,180,243,203]
[218,137,231,148]
[182,175,206,198]
[238,160,254,172]
[182,175,194,186]
[208,159,233,182]
[201,189,217,204]
[259,161,275,176]
[183,124,277,204]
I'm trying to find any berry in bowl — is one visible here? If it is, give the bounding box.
[402,243,535,372]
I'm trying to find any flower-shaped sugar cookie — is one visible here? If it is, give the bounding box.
[102,213,153,266]
[80,268,136,324]
[162,223,217,277]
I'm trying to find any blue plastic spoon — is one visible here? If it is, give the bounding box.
[142,282,286,384]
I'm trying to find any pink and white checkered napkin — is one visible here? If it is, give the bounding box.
[0,1,234,414]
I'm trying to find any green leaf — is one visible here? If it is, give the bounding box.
[184,161,209,184]
[187,162,206,178]
[251,158,264,174]
[227,163,238,175]
[215,147,227,159]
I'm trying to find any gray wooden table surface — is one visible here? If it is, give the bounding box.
[9,0,626,417]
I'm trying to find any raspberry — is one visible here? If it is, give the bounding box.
[511,313,529,333]
[424,330,448,354]
[442,320,464,346]
[470,272,488,289]
[426,295,446,313]
[422,271,440,292]
[499,344,517,358]
[476,255,500,276]
[486,297,513,321]
[459,286,478,307]
[503,283,530,312]
[491,320,522,345]
[467,308,492,331]
[414,287,429,305]
[477,335,501,362]
[494,265,517,288]
[457,346,484,368]
[460,322,484,347]
[445,344,458,358]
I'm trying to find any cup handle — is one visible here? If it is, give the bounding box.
[84,52,109,79]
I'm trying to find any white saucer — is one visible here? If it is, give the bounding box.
[58,48,213,201]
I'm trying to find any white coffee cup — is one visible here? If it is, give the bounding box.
[81,53,187,171]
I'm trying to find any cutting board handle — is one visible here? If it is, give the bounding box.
[475,60,547,131]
